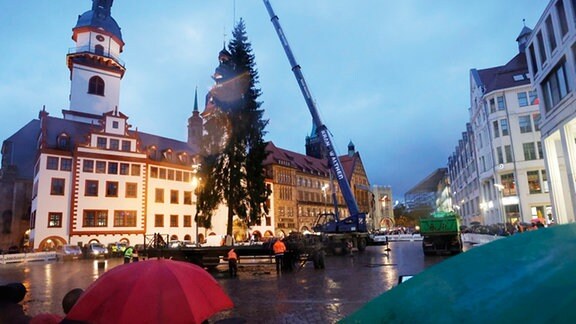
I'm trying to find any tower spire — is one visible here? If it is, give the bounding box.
[193,87,199,112]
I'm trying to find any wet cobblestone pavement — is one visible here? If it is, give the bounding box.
[0,242,455,323]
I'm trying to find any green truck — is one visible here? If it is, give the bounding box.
[420,211,463,256]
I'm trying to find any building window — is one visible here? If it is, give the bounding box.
[47,156,59,170]
[120,163,130,175]
[57,134,70,149]
[497,96,506,110]
[184,191,192,205]
[94,44,104,55]
[106,181,119,197]
[176,171,183,182]
[114,210,136,227]
[542,169,549,192]
[88,76,105,96]
[85,180,98,196]
[108,162,118,175]
[159,168,166,179]
[155,214,164,227]
[112,121,119,129]
[83,160,94,173]
[48,212,62,228]
[500,119,509,136]
[170,215,178,227]
[542,58,569,112]
[523,142,537,160]
[504,145,513,163]
[500,173,516,196]
[572,0,576,23]
[529,90,538,105]
[125,182,137,198]
[97,137,107,149]
[110,139,119,150]
[536,32,547,65]
[51,178,65,195]
[60,158,72,171]
[168,169,175,181]
[496,147,504,164]
[545,16,557,52]
[183,215,192,227]
[155,188,164,203]
[537,141,544,159]
[122,140,131,152]
[532,113,541,131]
[489,98,496,113]
[83,210,108,227]
[517,92,529,107]
[170,190,179,204]
[519,115,533,133]
[493,121,500,138]
[150,167,158,178]
[527,170,542,194]
[528,44,539,74]
[557,0,569,36]
[131,164,140,176]
[95,161,106,174]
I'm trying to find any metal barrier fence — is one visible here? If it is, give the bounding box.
[0,252,57,265]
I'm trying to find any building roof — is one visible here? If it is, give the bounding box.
[405,168,447,194]
[1,113,198,182]
[263,141,362,183]
[74,0,123,42]
[264,141,329,177]
[2,120,40,180]
[475,52,529,94]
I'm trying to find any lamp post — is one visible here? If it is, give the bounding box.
[321,184,328,212]
[192,175,199,246]
[191,162,201,246]
[494,183,505,225]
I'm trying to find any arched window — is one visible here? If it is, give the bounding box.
[57,133,70,150]
[94,44,104,56]
[88,76,105,96]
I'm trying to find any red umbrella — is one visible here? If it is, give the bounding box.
[64,259,233,324]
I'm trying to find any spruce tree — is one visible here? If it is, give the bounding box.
[197,19,270,236]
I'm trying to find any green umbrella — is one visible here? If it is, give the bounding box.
[341,223,576,324]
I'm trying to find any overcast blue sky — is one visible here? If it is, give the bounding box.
[0,1,548,201]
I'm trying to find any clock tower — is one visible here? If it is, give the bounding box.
[65,0,125,122]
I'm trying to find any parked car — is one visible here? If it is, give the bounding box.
[87,243,109,258]
[56,245,83,260]
[168,240,184,249]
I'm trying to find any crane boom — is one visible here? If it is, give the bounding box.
[263,0,360,217]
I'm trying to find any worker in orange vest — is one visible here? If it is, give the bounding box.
[227,249,238,278]
[272,238,287,274]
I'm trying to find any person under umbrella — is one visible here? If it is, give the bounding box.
[64,259,234,324]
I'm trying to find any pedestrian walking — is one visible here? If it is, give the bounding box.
[228,249,238,278]
[124,246,134,264]
[273,238,287,274]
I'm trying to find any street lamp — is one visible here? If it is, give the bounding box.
[494,183,505,225]
[321,184,328,212]
[191,164,201,246]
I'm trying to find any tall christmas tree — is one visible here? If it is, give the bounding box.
[197,19,270,236]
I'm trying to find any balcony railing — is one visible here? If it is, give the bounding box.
[68,46,125,67]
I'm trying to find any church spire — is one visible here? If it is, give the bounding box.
[193,87,199,113]
[188,86,203,148]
